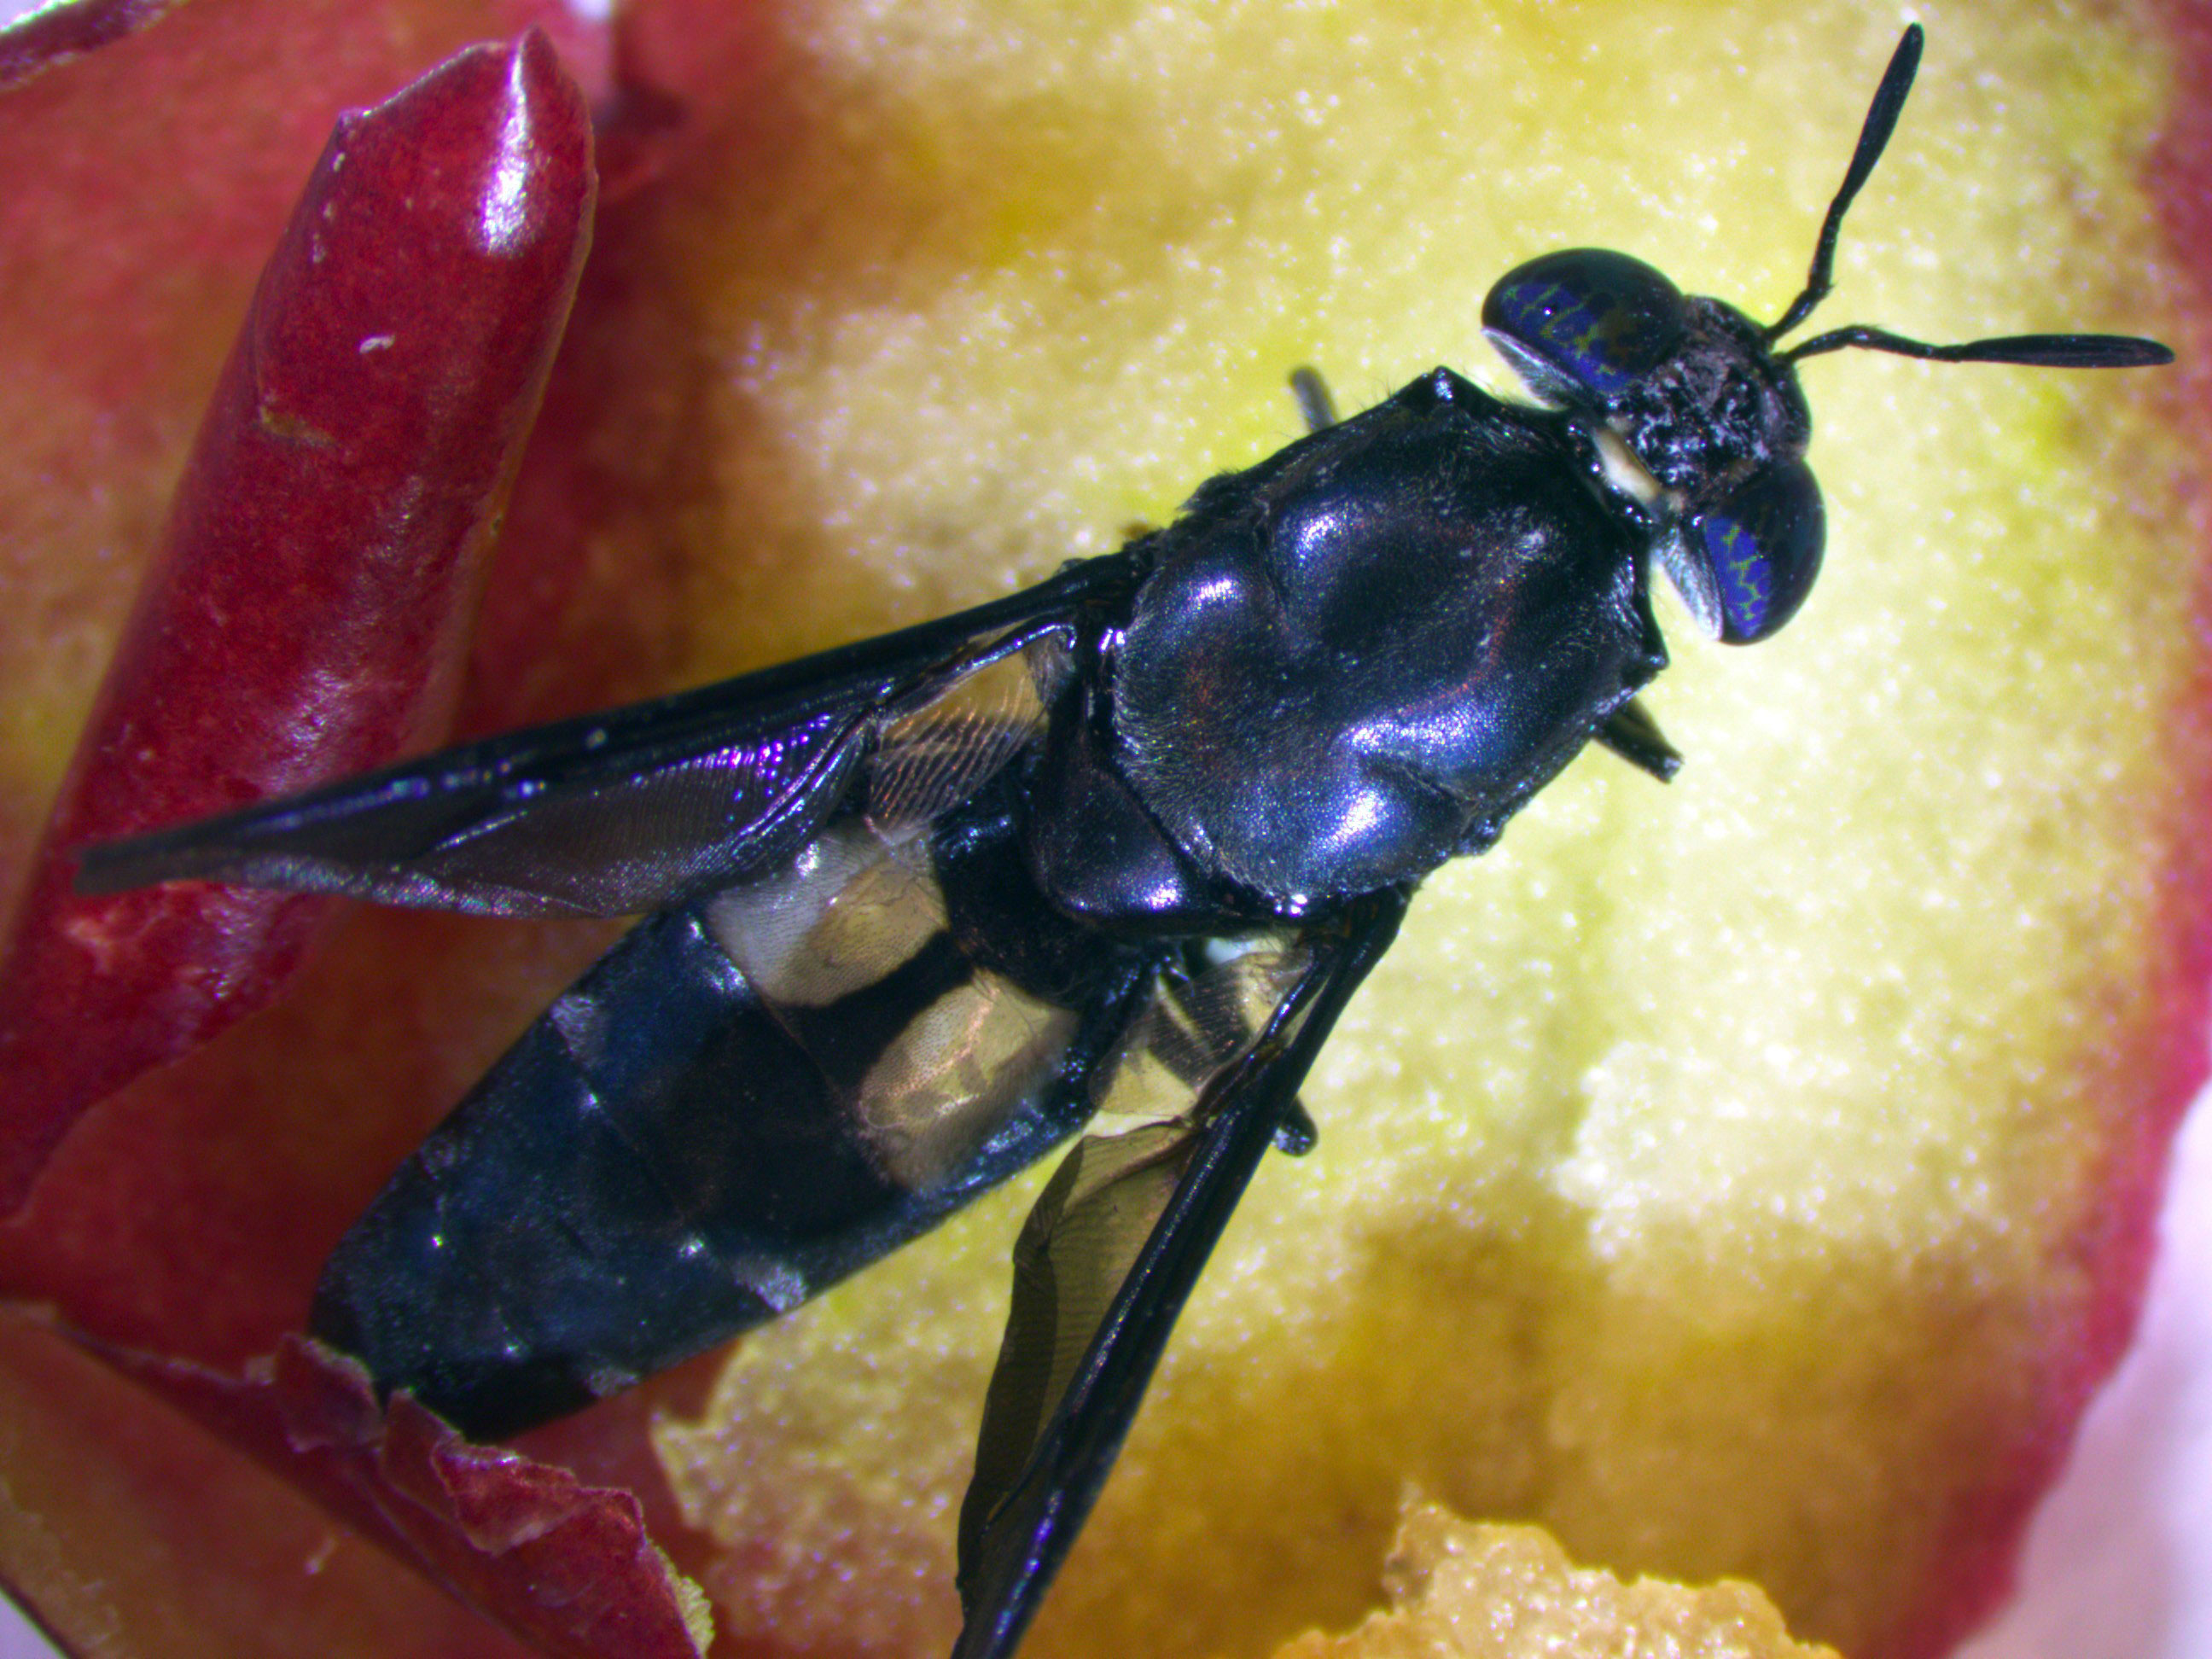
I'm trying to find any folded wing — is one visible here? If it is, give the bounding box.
[75,552,1138,917]
[953,890,1409,1659]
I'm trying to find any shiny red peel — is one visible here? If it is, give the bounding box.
[0,29,596,1213]
[0,0,185,94]
[95,1336,712,1659]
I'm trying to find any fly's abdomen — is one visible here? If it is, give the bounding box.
[311,819,1122,1439]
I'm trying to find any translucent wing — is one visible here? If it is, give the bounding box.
[75,552,1136,917]
[952,890,1410,1659]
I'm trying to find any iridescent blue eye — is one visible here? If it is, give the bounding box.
[1481,249,1688,405]
[1691,461,1825,643]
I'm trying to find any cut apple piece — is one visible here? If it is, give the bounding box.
[0,3,2203,1659]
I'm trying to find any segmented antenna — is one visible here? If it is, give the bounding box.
[1783,325,2171,370]
[1765,23,1923,342]
[1764,23,2172,372]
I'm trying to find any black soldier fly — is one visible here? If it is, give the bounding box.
[78,25,2172,1659]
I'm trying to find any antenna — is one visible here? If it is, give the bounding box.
[1782,325,2171,370]
[1760,24,2172,371]
[1765,24,1924,342]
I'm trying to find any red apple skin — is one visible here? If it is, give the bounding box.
[0,4,671,1654]
[0,24,596,1213]
[0,0,184,90]
[0,5,2206,1659]
[79,1336,712,1659]
[0,1311,543,1659]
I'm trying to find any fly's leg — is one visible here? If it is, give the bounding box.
[1147,947,1318,1156]
[1289,365,1338,433]
[1595,697,1684,782]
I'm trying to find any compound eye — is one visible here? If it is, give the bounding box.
[1691,461,1825,643]
[1481,249,1688,405]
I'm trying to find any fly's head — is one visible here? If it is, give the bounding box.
[1479,23,2171,646]
[1483,250,1819,644]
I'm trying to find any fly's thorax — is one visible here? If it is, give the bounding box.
[1022,683,1251,934]
[1482,250,1830,643]
[1106,371,1663,907]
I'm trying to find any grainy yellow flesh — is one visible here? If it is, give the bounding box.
[1277,1504,1840,1659]
[644,3,2198,1656]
